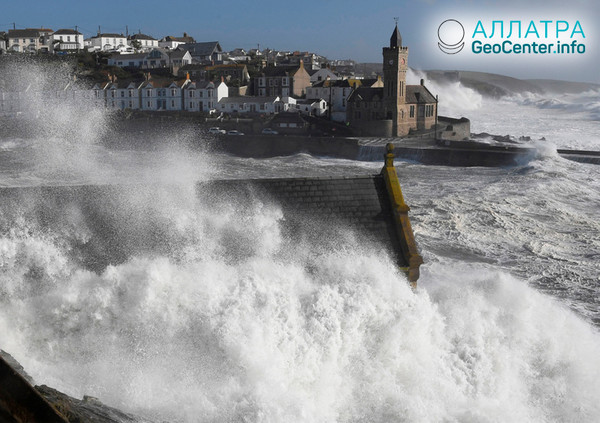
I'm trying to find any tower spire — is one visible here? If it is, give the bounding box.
[390,20,402,48]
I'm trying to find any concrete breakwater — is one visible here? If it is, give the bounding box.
[215,135,535,166]
[214,135,600,166]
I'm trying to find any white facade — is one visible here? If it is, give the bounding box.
[218,96,297,114]
[1,79,229,114]
[104,82,143,110]
[7,30,47,53]
[183,81,226,112]
[1,83,101,116]
[128,35,159,51]
[50,30,84,52]
[305,84,354,122]
[89,33,128,51]
[295,99,328,116]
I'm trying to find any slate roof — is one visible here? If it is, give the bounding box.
[8,29,41,38]
[390,24,402,47]
[94,33,125,38]
[54,29,82,35]
[109,52,147,61]
[129,33,156,41]
[168,49,189,59]
[311,79,352,88]
[406,85,436,103]
[347,85,436,104]
[347,87,384,102]
[163,35,195,43]
[179,41,222,57]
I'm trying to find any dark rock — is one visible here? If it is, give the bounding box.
[0,350,34,385]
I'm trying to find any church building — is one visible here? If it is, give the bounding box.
[347,25,437,137]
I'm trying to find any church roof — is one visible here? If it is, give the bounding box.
[390,24,402,48]
[347,87,384,102]
[406,85,436,103]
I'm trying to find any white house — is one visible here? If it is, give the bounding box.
[139,80,164,110]
[107,48,189,70]
[306,79,355,122]
[159,33,195,50]
[128,33,159,51]
[104,81,144,110]
[108,52,147,68]
[50,29,83,52]
[88,33,128,52]
[183,80,228,112]
[295,98,328,117]
[7,28,51,53]
[168,50,193,69]
[218,96,298,114]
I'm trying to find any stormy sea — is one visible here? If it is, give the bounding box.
[1,65,599,422]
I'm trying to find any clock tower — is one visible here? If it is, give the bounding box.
[383,24,409,136]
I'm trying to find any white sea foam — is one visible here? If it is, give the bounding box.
[1,192,600,422]
[408,69,484,117]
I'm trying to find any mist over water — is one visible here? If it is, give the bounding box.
[1,64,600,422]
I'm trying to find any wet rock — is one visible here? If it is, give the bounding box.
[36,385,154,423]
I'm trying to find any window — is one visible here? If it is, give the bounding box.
[147,101,151,107]
[129,90,133,97]
[171,100,175,107]
[121,91,125,97]
[147,90,151,96]
[171,89,176,96]
[409,105,415,118]
[190,101,193,108]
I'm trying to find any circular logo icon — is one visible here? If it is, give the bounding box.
[438,19,465,54]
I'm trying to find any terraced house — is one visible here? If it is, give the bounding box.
[7,28,52,53]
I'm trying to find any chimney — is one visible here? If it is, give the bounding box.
[420,78,424,86]
[183,32,188,37]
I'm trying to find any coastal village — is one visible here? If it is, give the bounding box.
[0,25,469,139]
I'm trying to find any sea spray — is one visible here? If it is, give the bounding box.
[1,181,600,422]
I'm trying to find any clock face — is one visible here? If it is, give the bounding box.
[401,58,406,65]
[388,59,394,65]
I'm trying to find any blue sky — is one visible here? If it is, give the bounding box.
[2,0,598,83]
